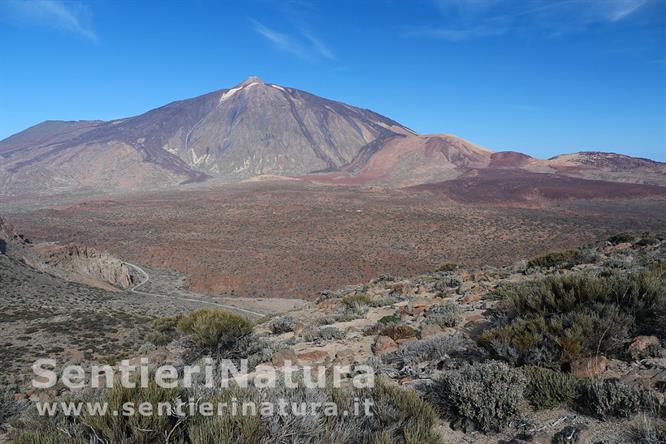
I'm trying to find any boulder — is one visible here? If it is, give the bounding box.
[372,336,398,355]
[419,324,443,339]
[627,335,661,360]
[297,350,329,364]
[552,425,589,444]
[271,348,298,367]
[461,293,482,304]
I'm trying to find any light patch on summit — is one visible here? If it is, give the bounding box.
[219,86,242,103]
[219,82,261,104]
[271,85,286,92]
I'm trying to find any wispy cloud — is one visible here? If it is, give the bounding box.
[0,0,97,41]
[414,0,651,41]
[251,19,334,61]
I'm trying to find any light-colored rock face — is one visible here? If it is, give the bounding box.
[21,243,133,290]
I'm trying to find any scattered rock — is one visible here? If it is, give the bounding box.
[464,314,485,322]
[460,293,481,304]
[372,335,398,355]
[271,348,298,367]
[552,425,588,444]
[419,324,443,339]
[627,335,661,360]
[297,350,329,364]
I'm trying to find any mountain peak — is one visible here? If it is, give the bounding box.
[240,76,264,87]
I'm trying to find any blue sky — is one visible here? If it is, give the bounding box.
[0,0,664,160]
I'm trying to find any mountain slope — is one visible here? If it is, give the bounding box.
[0,77,413,197]
[1,77,664,198]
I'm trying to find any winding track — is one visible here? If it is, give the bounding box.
[123,261,264,317]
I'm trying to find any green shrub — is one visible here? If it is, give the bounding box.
[627,418,666,444]
[378,313,401,325]
[436,262,458,272]
[481,271,666,367]
[268,315,295,334]
[381,325,418,340]
[301,326,344,342]
[10,379,441,444]
[424,302,462,328]
[341,293,372,309]
[522,366,580,409]
[177,309,252,349]
[527,249,586,269]
[576,379,660,419]
[384,335,464,367]
[428,361,527,433]
[11,378,184,444]
[146,331,172,346]
[152,315,181,333]
[608,232,634,245]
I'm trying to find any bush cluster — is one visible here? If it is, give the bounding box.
[380,325,418,340]
[526,249,587,269]
[268,315,295,334]
[480,271,666,367]
[424,302,462,328]
[10,378,440,444]
[176,309,252,349]
[524,366,661,419]
[301,326,344,342]
[428,361,527,433]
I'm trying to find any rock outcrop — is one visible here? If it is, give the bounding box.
[25,243,133,289]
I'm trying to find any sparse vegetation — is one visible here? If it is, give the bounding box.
[428,361,527,433]
[436,262,458,272]
[424,302,462,328]
[268,315,296,334]
[526,249,587,269]
[522,366,580,409]
[381,325,418,340]
[301,326,344,342]
[10,378,440,444]
[577,379,660,419]
[177,309,252,349]
[481,270,666,367]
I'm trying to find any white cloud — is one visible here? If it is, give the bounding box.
[416,0,651,41]
[0,0,97,41]
[251,19,335,61]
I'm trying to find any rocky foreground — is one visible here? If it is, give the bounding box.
[2,233,665,443]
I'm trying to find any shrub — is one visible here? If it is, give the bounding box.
[11,378,184,444]
[522,366,580,409]
[527,249,586,269]
[341,293,372,309]
[381,325,418,340]
[317,303,369,325]
[428,361,527,433]
[268,315,295,334]
[177,309,252,349]
[436,262,458,272]
[480,271,666,367]
[576,379,660,419]
[153,315,181,333]
[608,232,634,245]
[146,331,172,346]
[378,313,401,325]
[627,419,666,444]
[10,379,441,444]
[424,302,462,328]
[301,326,344,342]
[384,334,464,367]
